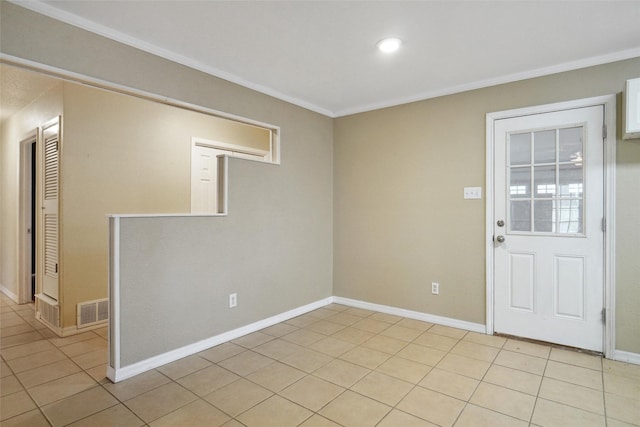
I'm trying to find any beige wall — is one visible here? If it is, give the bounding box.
[615,139,640,352]
[115,157,334,366]
[1,2,638,355]
[0,82,63,299]
[334,58,640,352]
[60,83,271,327]
[1,2,333,333]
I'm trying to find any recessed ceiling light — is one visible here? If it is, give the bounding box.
[377,37,402,53]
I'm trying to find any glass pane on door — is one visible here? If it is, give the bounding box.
[534,130,556,163]
[534,200,554,232]
[507,125,585,235]
[559,127,583,162]
[510,133,531,165]
[558,199,583,233]
[511,200,532,232]
[559,164,583,197]
[534,165,556,198]
[510,167,531,198]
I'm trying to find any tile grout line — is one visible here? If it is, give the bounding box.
[449,331,505,427]
[1,353,53,426]
[527,346,551,426]
[1,300,113,426]
[0,302,54,426]
[2,298,637,426]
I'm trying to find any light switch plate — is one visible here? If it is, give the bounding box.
[463,187,482,199]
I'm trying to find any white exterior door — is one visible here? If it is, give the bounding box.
[493,105,604,351]
[41,117,60,301]
[191,145,226,214]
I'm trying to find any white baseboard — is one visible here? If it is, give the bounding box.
[35,312,64,336]
[108,296,333,383]
[0,284,18,303]
[332,296,487,334]
[60,322,107,337]
[106,292,640,383]
[33,312,97,338]
[611,349,640,365]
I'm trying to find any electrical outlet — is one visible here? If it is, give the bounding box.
[229,293,237,308]
[431,282,439,295]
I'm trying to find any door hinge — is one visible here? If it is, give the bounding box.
[602,124,607,140]
[602,308,606,324]
[601,217,606,232]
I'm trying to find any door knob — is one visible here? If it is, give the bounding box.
[497,220,505,227]
[496,235,505,243]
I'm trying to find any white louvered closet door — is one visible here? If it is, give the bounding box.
[41,117,60,301]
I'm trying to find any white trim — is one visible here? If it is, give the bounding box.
[334,48,640,117]
[63,322,106,335]
[190,138,274,214]
[106,158,234,218]
[192,137,270,159]
[0,56,282,220]
[333,297,486,334]
[108,217,121,374]
[0,284,19,303]
[219,155,229,214]
[611,350,640,365]
[18,131,38,304]
[485,115,496,336]
[31,317,106,337]
[485,95,617,357]
[603,98,617,359]
[107,295,488,383]
[107,297,333,383]
[9,1,640,118]
[0,55,282,136]
[1,54,282,219]
[3,1,335,118]
[34,313,63,336]
[107,213,228,219]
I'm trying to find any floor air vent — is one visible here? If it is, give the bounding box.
[35,294,60,327]
[77,298,109,328]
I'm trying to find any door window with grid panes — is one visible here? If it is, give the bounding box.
[508,126,585,235]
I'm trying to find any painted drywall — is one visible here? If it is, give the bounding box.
[59,82,272,327]
[1,3,333,333]
[334,57,640,353]
[616,139,640,352]
[0,82,63,301]
[116,158,332,365]
[1,2,637,355]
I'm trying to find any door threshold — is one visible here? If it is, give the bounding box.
[494,333,603,357]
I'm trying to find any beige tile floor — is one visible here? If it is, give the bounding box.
[1,293,639,426]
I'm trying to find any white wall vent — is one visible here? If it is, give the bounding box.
[35,293,59,327]
[77,298,109,328]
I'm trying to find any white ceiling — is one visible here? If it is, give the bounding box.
[10,0,640,117]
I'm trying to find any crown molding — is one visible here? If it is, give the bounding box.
[9,1,640,118]
[8,0,336,118]
[334,47,640,117]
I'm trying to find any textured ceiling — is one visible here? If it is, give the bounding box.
[7,1,640,117]
[0,65,59,124]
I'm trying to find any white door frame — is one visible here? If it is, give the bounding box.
[190,137,271,214]
[486,95,616,357]
[18,130,38,304]
[191,137,271,160]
